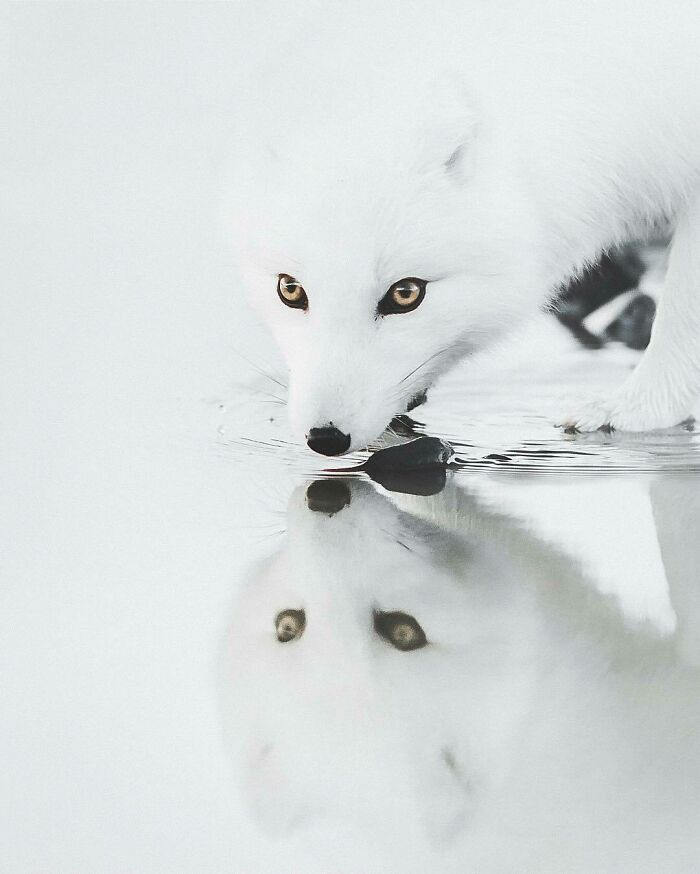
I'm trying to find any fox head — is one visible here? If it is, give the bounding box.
[227,68,545,454]
[220,478,538,850]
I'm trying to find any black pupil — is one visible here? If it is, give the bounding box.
[373,610,427,651]
[276,609,305,641]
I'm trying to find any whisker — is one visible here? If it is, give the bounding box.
[387,334,481,412]
[398,345,452,385]
[257,391,287,404]
[230,347,288,391]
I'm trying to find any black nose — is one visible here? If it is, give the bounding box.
[306,426,351,456]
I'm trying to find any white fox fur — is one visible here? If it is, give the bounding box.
[227,1,700,451]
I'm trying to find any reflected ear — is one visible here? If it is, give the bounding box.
[417,74,478,182]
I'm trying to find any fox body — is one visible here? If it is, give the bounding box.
[228,1,700,454]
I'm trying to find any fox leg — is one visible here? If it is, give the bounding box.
[563,188,700,432]
[650,478,700,667]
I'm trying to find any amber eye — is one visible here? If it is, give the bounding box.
[378,278,427,315]
[373,610,428,651]
[277,274,308,310]
[275,609,306,642]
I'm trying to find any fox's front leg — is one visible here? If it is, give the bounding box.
[650,477,700,667]
[563,190,700,433]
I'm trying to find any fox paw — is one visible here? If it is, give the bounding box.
[560,391,692,434]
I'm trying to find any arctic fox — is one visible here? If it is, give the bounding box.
[227,1,700,455]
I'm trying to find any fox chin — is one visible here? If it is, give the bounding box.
[226,1,700,455]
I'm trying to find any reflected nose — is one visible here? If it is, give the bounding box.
[306,479,352,513]
[306,425,351,456]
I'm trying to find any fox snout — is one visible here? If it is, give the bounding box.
[290,369,386,457]
[289,348,435,456]
[296,384,430,456]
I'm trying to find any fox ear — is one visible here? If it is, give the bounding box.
[418,75,478,181]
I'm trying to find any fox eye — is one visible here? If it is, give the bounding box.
[378,278,427,315]
[277,274,308,310]
[275,609,306,642]
[373,610,428,651]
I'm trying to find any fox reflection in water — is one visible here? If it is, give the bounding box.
[221,475,700,873]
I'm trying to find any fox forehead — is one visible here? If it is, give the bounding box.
[239,160,472,287]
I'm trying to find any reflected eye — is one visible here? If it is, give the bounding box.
[378,278,427,315]
[277,274,308,310]
[275,609,306,642]
[373,610,428,651]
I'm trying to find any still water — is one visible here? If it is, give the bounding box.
[5,310,700,873]
[216,328,700,874]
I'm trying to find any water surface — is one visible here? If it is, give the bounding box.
[217,328,700,873]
